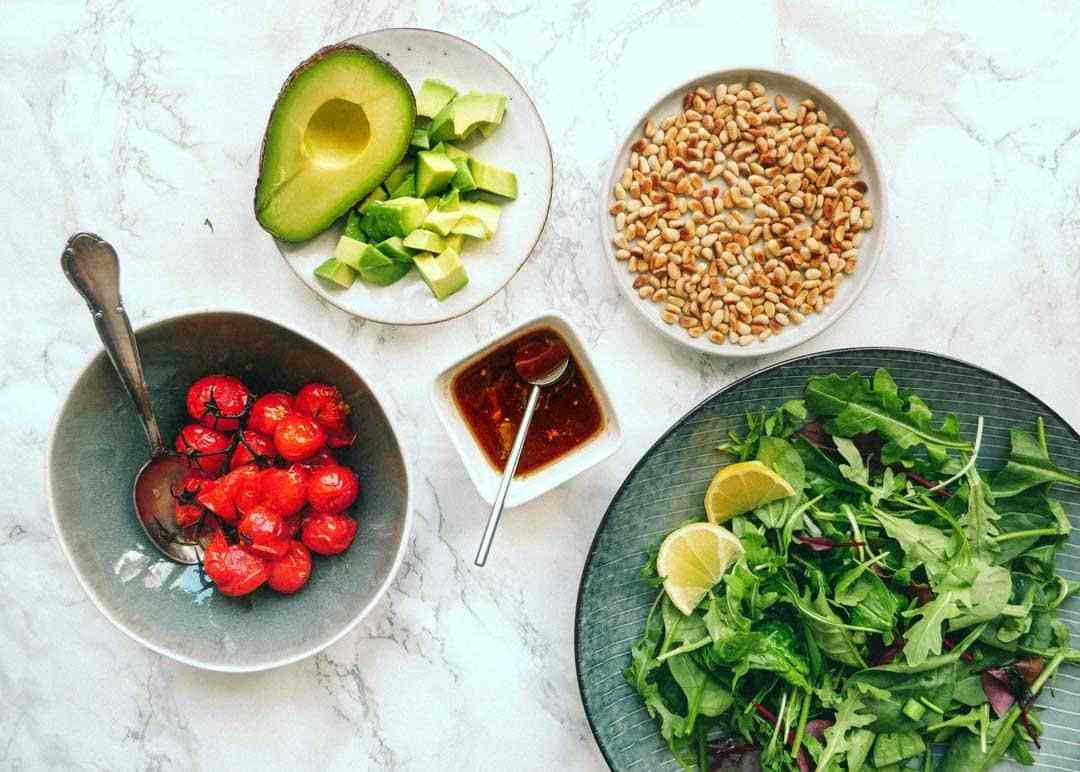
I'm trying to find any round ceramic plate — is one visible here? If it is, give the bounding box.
[276,28,553,325]
[600,68,887,357]
[575,348,1080,770]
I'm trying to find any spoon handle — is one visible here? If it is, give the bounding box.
[61,233,165,455]
[475,384,541,566]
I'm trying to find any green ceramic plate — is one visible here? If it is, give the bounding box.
[575,348,1080,770]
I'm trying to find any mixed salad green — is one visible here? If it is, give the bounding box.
[626,368,1080,771]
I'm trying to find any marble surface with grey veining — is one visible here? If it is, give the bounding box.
[4,1,1080,769]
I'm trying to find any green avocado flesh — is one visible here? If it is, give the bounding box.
[414,248,468,300]
[255,45,415,242]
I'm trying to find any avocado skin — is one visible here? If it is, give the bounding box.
[254,42,416,242]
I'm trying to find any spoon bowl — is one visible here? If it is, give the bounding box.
[62,232,199,564]
[474,339,572,566]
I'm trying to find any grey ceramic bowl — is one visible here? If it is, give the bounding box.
[47,310,412,672]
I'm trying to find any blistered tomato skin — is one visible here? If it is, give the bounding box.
[175,424,232,476]
[274,414,327,462]
[230,430,276,469]
[307,464,360,513]
[186,375,251,432]
[301,512,358,555]
[259,464,308,517]
[294,383,351,433]
[268,541,313,594]
[203,530,270,597]
[238,504,291,560]
[247,392,293,437]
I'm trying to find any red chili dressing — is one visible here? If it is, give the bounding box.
[451,328,602,476]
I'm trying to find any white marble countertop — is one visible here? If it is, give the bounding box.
[5,1,1080,769]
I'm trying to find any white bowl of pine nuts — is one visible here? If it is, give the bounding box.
[602,68,886,356]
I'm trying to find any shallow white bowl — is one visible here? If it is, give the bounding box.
[600,67,887,357]
[430,312,622,508]
[276,28,554,326]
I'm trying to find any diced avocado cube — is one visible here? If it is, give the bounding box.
[414,248,468,300]
[313,257,357,288]
[416,79,458,119]
[403,230,447,254]
[383,159,414,194]
[477,120,500,138]
[424,196,440,211]
[468,158,517,199]
[420,208,463,237]
[444,233,466,253]
[452,92,506,139]
[410,127,430,152]
[336,240,379,271]
[428,92,506,143]
[450,214,487,239]
[376,236,412,263]
[460,200,501,237]
[416,150,458,197]
[450,157,476,192]
[438,189,461,211]
[356,185,388,215]
[433,141,470,161]
[344,209,364,240]
[359,197,429,241]
[354,246,408,289]
[428,100,456,144]
[390,173,415,198]
[333,235,367,266]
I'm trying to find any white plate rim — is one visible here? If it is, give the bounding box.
[271,27,554,326]
[599,65,888,358]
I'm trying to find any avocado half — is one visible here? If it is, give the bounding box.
[255,44,415,242]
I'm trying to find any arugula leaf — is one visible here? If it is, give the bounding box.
[844,573,901,638]
[959,467,1000,558]
[902,591,958,667]
[871,509,952,581]
[805,369,970,455]
[949,563,1012,630]
[993,417,1080,498]
[816,692,875,770]
[710,620,811,691]
[797,587,866,667]
[666,652,732,731]
[834,436,898,505]
[753,437,806,528]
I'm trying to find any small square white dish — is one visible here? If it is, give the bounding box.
[431,312,622,508]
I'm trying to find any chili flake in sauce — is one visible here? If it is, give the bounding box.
[451,328,602,476]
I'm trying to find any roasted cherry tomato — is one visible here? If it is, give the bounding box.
[259,464,308,517]
[238,504,291,560]
[175,423,231,476]
[274,413,326,462]
[247,391,293,437]
[301,512,358,555]
[230,430,276,469]
[186,374,251,432]
[202,530,270,597]
[294,383,350,432]
[307,464,359,513]
[194,464,260,523]
[268,541,313,594]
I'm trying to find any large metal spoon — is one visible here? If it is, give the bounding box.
[62,233,200,564]
[474,335,571,567]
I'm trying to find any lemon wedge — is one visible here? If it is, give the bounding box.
[657,522,744,615]
[704,460,795,524]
